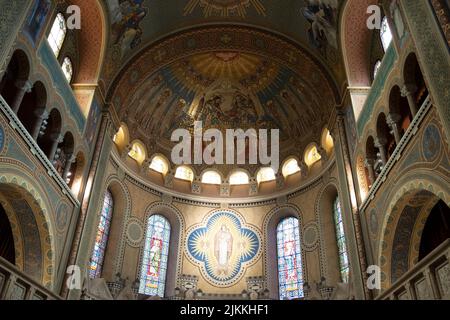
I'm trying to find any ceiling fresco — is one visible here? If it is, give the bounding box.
[103,0,344,88]
[119,50,331,174]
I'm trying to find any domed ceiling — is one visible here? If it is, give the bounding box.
[105,1,343,176]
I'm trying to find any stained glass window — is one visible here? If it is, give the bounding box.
[257,167,276,184]
[201,171,221,185]
[139,215,171,297]
[48,13,67,57]
[380,16,393,52]
[277,217,304,300]
[62,57,73,83]
[89,189,114,278]
[334,197,350,283]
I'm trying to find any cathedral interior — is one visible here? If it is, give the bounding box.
[0,0,449,301]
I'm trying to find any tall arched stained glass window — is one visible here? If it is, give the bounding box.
[139,215,171,297]
[61,57,73,83]
[48,13,67,57]
[334,197,350,283]
[277,217,304,300]
[89,189,114,278]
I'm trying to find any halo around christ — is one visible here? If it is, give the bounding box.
[186,210,261,286]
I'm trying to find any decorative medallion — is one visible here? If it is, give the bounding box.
[126,217,144,247]
[302,222,319,251]
[55,202,69,232]
[184,0,266,18]
[186,210,261,287]
[422,123,441,161]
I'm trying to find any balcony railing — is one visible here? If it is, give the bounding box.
[0,257,61,300]
[360,95,432,212]
[377,239,450,300]
[0,95,80,207]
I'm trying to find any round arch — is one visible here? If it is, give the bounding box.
[378,173,450,290]
[0,165,56,290]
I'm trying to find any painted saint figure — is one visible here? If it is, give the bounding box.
[214,225,233,275]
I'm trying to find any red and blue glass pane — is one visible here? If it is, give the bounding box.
[277,217,304,300]
[334,198,349,282]
[139,215,171,297]
[89,190,113,278]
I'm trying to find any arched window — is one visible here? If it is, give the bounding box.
[48,13,67,57]
[304,145,322,167]
[334,197,349,283]
[256,167,276,184]
[282,159,301,178]
[89,189,114,278]
[229,171,249,185]
[61,57,73,83]
[149,156,169,175]
[175,166,194,182]
[373,60,382,79]
[201,171,222,185]
[139,215,171,297]
[380,16,393,52]
[277,217,304,300]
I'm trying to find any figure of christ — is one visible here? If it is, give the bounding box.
[214,225,233,275]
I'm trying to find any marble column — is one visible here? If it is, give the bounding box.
[122,143,133,159]
[31,108,49,140]
[62,154,76,181]
[387,113,402,144]
[48,133,64,161]
[10,80,32,113]
[374,137,388,165]
[401,84,418,117]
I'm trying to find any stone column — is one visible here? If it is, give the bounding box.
[364,158,376,185]
[140,158,151,175]
[10,80,32,114]
[330,109,370,299]
[401,84,418,117]
[62,154,76,181]
[374,137,388,165]
[387,113,402,144]
[48,133,64,161]
[31,108,49,140]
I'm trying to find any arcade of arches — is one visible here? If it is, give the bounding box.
[0,0,449,301]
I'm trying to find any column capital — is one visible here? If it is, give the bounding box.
[14,79,32,92]
[401,83,418,97]
[374,137,388,148]
[364,158,375,167]
[34,107,49,119]
[386,112,402,125]
[50,132,64,143]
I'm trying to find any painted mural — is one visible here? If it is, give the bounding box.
[24,0,51,44]
[183,0,266,18]
[84,98,102,149]
[120,51,329,172]
[186,211,260,287]
[107,0,149,57]
[300,0,338,60]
